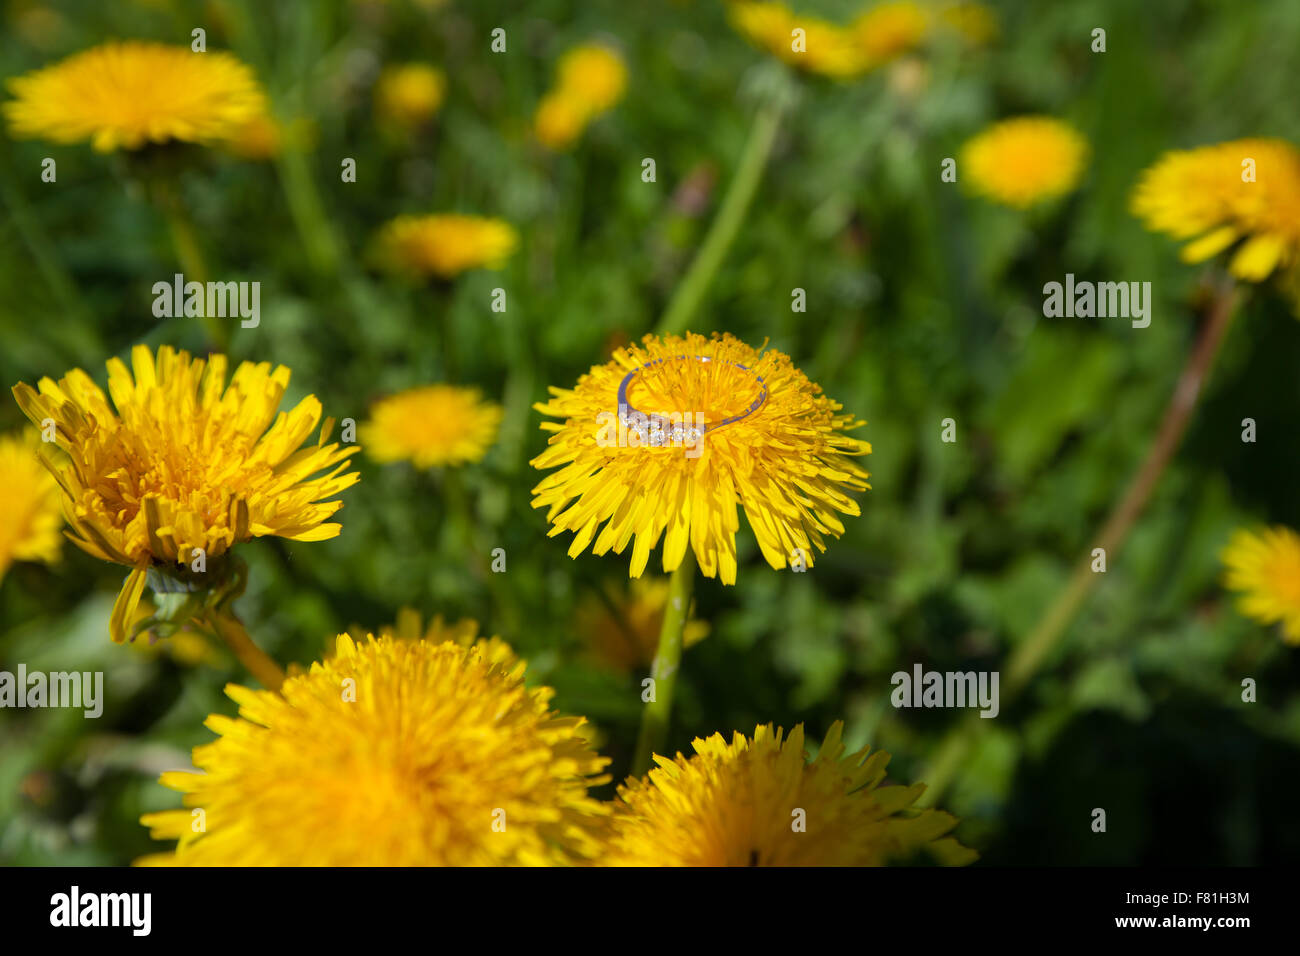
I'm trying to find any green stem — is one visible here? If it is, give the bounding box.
[275,146,345,277]
[159,198,228,351]
[632,548,697,774]
[226,0,346,278]
[442,468,479,569]
[917,279,1240,804]
[654,95,785,336]
[433,282,458,380]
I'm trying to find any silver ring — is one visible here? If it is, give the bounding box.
[615,355,767,446]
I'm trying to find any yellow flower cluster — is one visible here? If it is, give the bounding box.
[727,0,995,79]
[20,4,1294,876]
[534,44,627,149]
[137,626,971,867]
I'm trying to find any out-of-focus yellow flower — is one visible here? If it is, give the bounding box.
[1221,526,1300,644]
[853,1,929,68]
[577,578,709,672]
[1131,139,1300,283]
[11,345,359,642]
[937,1,998,45]
[555,45,627,114]
[730,1,995,76]
[534,92,589,150]
[728,2,866,78]
[372,213,518,279]
[533,43,626,149]
[0,430,62,583]
[531,332,870,584]
[961,116,1089,208]
[360,385,503,468]
[12,3,68,50]
[603,722,976,866]
[138,632,610,865]
[3,40,266,152]
[373,62,446,129]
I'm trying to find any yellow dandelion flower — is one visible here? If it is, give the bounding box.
[370,607,519,669]
[853,1,930,68]
[1131,138,1300,283]
[138,632,610,865]
[603,721,975,866]
[0,430,62,582]
[3,40,266,152]
[577,578,709,672]
[11,345,359,642]
[531,332,870,584]
[728,2,867,78]
[1221,526,1300,644]
[534,91,591,150]
[374,63,446,128]
[555,44,627,114]
[961,116,1088,209]
[533,44,626,150]
[359,385,503,468]
[372,214,518,279]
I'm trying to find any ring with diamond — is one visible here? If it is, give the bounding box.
[616,355,768,448]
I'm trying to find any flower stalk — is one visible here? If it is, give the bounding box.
[158,192,228,351]
[632,548,697,774]
[207,611,285,692]
[918,277,1240,804]
[655,88,787,336]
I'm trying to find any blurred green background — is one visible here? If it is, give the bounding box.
[1,0,1298,865]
